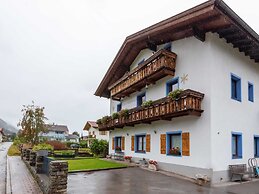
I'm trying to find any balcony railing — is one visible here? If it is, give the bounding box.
[108,49,177,99]
[98,89,204,131]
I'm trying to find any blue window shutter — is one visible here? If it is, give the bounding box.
[248,83,254,102]
[237,79,241,101]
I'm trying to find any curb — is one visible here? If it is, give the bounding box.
[6,156,12,194]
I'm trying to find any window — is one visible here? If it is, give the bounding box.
[167,132,181,156]
[135,134,146,153]
[232,132,242,159]
[115,136,122,152]
[231,74,241,101]
[99,131,106,135]
[137,92,146,107]
[254,136,259,158]
[117,103,122,112]
[166,77,179,95]
[248,82,254,102]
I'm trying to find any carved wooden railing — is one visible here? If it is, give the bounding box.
[109,49,177,99]
[98,89,204,131]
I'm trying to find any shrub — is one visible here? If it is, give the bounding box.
[119,109,129,118]
[8,144,21,156]
[142,100,153,107]
[46,140,67,150]
[90,139,108,157]
[168,89,183,100]
[33,143,54,151]
[66,141,79,149]
[79,140,88,148]
[13,136,26,146]
[112,112,119,119]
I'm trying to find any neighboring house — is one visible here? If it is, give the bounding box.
[66,134,79,143]
[0,128,4,142]
[83,121,109,146]
[95,0,259,184]
[40,124,69,141]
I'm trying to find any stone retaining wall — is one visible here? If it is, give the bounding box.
[21,148,68,194]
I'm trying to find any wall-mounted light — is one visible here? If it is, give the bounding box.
[154,130,157,134]
[127,133,129,136]
[145,84,148,90]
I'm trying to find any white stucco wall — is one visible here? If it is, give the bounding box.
[209,33,259,173]
[110,35,213,170]
[108,32,259,181]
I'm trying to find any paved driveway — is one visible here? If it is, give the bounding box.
[68,167,259,194]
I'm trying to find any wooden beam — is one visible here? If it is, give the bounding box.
[192,26,205,42]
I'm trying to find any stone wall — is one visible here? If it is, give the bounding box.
[21,148,68,194]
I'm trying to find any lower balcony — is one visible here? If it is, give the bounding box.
[98,89,204,131]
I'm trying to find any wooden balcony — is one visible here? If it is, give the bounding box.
[99,89,204,131]
[109,49,177,100]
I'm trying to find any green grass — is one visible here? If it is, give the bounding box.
[7,144,21,156]
[66,158,127,172]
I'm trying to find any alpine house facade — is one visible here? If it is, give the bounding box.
[95,0,259,183]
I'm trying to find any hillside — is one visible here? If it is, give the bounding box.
[0,118,18,135]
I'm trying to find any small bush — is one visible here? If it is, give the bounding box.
[13,136,26,146]
[7,144,20,156]
[79,140,88,148]
[90,139,108,157]
[46,140,67,150]
[66,141,79,148]
[33,143,53,151]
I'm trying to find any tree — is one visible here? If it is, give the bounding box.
[72,131,80,137]
[18,102,47,145]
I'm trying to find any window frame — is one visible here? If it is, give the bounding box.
[254,135,259,158]
[135,133,146,153]
[115,136,122,152]
[117,103,122,112]
[231,132,242,159]
[231,73,241,102]
[166,77,179,96]
[248,82,254,102]
[166,131,182,157]
[137,92,146,107]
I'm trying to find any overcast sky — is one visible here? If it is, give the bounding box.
[0,0,258,134]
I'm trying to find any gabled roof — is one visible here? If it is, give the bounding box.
[46,124,69,133]
[83,121,98,131]
[95,0,259,98]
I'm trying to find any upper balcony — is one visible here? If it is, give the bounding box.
[108,49,177,100]
[98,89,204,131]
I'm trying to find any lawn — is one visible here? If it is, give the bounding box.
[66,158,127,172]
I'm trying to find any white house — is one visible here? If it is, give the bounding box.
[83,121,109,146]
[95,0,259,184]
[66,134,80,143]
[40,124,69,141]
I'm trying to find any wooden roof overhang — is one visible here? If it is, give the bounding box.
[95,0,259,98]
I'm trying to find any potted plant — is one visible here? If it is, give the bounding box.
[96,119,102,125]
[168,89,183,100]
[124,156,132,163]
[119,109,129,119]
[142,100,153,108]
[169,147,181,156]
[115,146,121,152]
[112,112,119,123]
[101,116,110,125]
[148,160,158,171]
[33,143,54,156]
